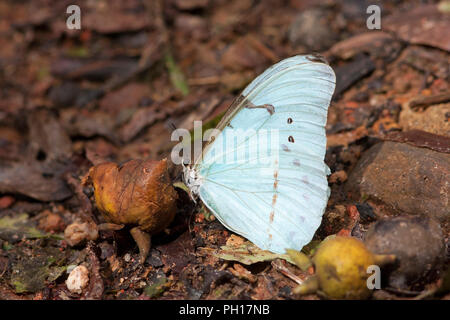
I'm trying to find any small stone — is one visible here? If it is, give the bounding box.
[288,8,338,51]
[364,216,446,290]
[66,265,89,294]
[38,211,65,233]
[0,196,15,209]
[226,234,245,247]
[329,170,348,184]
[399,103,450,136]
[64,221,98,246]
[99,241,115,260]
[124,253,131,262]
[345,141,449,222]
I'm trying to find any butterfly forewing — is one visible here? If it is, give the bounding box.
[195,55,336,253]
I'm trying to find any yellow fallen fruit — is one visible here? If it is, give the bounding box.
[294,236,395,299]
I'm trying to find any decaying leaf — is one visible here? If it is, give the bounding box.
[10,246,68,294]
[200,241,295,265]
[382,130,450,153]
[0,162,73,202]
[0,213,61,243]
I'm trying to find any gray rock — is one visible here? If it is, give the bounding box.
[364,216,446,290]
[345,141,449,222]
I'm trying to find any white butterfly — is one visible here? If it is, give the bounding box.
[184,54,336,254]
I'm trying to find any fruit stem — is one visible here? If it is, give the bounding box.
[373,254,396,266]
[293,276,319,295]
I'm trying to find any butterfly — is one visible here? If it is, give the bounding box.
[184,54,336,254]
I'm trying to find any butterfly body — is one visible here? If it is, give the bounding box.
[185,55,336,254]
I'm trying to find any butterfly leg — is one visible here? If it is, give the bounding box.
[245,102,275,115]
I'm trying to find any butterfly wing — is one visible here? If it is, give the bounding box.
[196,55,336,253]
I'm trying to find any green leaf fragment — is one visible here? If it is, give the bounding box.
[144,276,169,298]
[165,52,189,96]
[0,213,63,242]
[173,181,190,193]
[67,46,89,58]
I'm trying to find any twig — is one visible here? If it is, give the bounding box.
[271,260,304,285]
[82,241,104,300]
[64,172,96,224]
[247,36,279,63]
[409,91,450,110]
[384,286,422,297]
[188,76,221,86]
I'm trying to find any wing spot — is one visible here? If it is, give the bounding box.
[272,194,278,206]
[287,118,293,124]
[281,144,290,152]
[271,167,279,223]
[301,175,309,185]
[273,168,279,193]
[288,136,295,143]
[293,159,301,166]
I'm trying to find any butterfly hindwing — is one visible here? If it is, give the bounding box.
[195,55,336,253]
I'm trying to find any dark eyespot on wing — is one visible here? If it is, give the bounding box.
[287,118,293,124]
[288,136,295,143]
